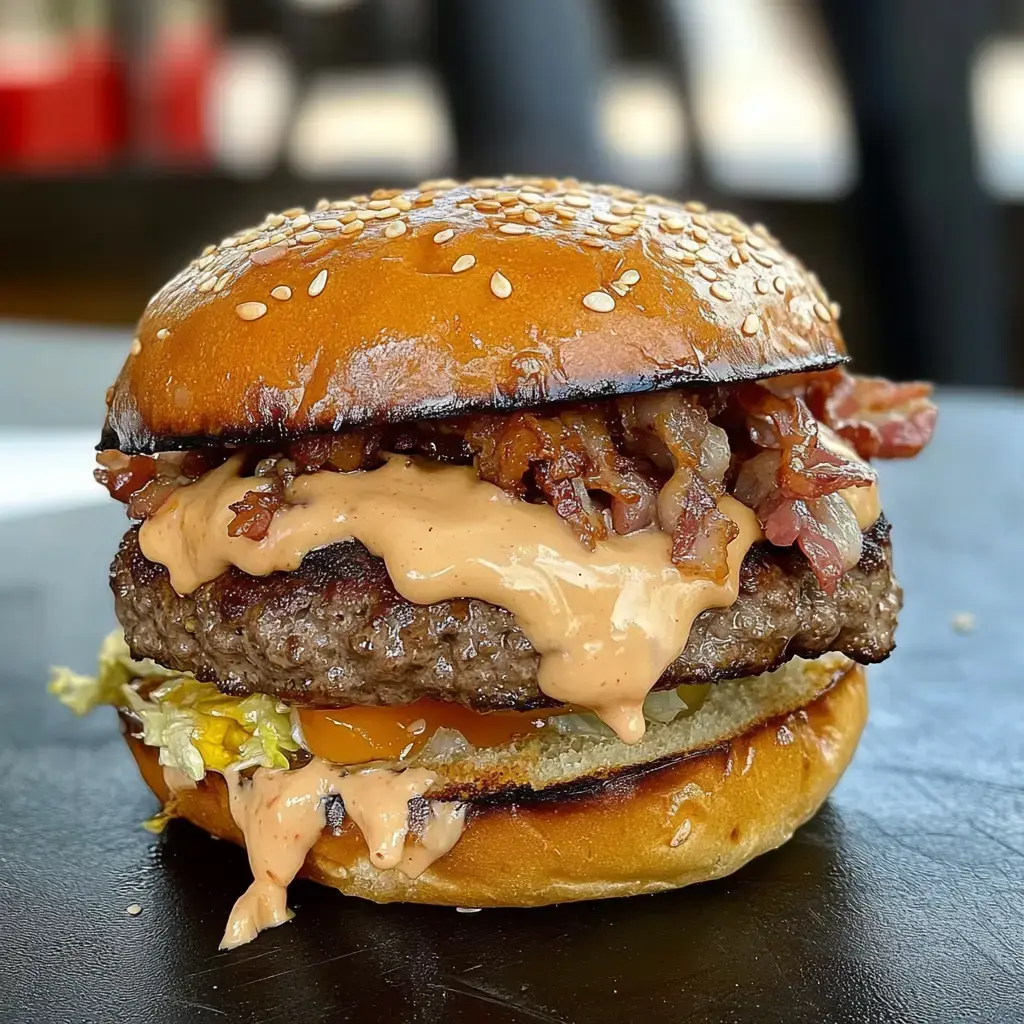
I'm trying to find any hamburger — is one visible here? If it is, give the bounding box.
[51,176,936,948]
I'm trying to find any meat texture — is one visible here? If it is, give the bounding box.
[112,519,900,710]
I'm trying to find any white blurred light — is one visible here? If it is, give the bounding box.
[206,40,297,177]
[287,68,452,178]
[671,0,856,198]
[601,67,689,192]
[972,38,1024,200]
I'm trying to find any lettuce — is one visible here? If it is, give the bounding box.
[51,631,300,781]
[48,631,177,715]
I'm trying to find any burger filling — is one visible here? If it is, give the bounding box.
[61,367,934,946]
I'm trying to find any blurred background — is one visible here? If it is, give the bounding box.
[0,0,1022,674]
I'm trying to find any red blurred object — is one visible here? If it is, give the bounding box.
[136,5,217,167]
[0,21,126,171]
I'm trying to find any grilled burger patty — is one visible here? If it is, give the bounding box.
[112,517,900,710]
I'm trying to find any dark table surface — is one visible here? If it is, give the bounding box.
[2,392,1023,1024]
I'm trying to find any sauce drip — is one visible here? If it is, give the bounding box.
[140,456,762,743]
[220,759,465,948]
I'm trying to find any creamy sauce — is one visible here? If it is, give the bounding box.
[220,759,464,948]
[140,456,762,743]
[335,767,437,869]
[401,801,468,879]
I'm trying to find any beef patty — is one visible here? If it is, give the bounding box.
[112,519,899,710]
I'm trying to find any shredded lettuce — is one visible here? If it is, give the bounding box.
[48,631,177,715]
[51,631,299,781]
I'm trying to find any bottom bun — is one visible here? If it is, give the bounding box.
[127,661,866,907]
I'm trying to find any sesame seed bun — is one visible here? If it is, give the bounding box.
[126,657,865,908]
[103,177,847,454]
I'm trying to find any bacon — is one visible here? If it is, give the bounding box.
[735,383,873,501]
[805,369,937,460]
[621,393,737,582]
[227,482,286,541]
[95,449,224,519]
[734,449,863,593]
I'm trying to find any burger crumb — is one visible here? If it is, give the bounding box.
[126,904,143,917]
[950,611,975,634]
[456,907,482,914]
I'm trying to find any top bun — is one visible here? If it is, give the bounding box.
[103,177,847,453]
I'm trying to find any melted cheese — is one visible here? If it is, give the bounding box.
[140,456,762,743]
[220,760,464,948]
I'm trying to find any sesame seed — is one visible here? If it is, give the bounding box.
[679,238,701,253]
[554,205,577,219]
[618,269,640,286]
[391,197,413,211]
[773,276,786,294]
[452,254,476,273]
[291,213,312,230]
[297,231,323,244]
[583,290,615,313]
[197,254,214,270]
[353,208,374,220]
[221,237,239,248]
[342,219,365,235]
[201,244,217,257]
[308,270,329,297]
[830,301,842,319]
[499,223,526,235]
[433,228,455,244]
[340,212,360,224]
[581,237,606,248]
[197,276,216,293]
[564,194,591,208]
[238,229,261,244]
[684,201,708,213]
[610,201,633,216]
[490,271,512,298]
[265,215,286,229]
[534,201,557,213]
[475,200,501,213]
[752,252,775,268]
[245,238,270,252]
[523,209,542,224]
[495,191,519,203]
[156,328,170,340]
[692,227,709,243]
[126,904,142,917]
[384,220,407,238]
[377,207,401,220]
[213,273,231,293]
[662,217,685,232]
[236,301,268,321]
[269,232,287,244]
[695,248,718,264]
[741,313,761,336]
[951,611,975,634]
[710,283,732,301]
[105,386,114,405]
[130,337,141,355]
[691,214,710,229]
[415,190,439,205]
[728,252,742,267]
[593,211,622,225]
[814,302,832,323]
[317,219,343,230]
[367,199,392,210]
[610,282,629,297]
[519,192,543,205]
[698,266,718,281]
[755,280,770,295]
[607,223,634,236]
[746,233,766,250]
[271,285,292,301]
